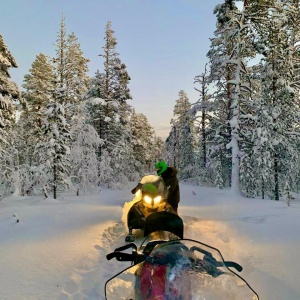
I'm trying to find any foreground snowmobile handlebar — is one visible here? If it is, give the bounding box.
[105,209,259,300]
[106,243,146,264]
[106,251,145,263]
[190,245,243,272]
[106,242,243,273]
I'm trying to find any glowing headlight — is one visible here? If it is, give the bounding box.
[143,195,152,205]
[154,196,162,204]
[135,189,141,198]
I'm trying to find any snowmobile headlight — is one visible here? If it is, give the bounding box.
[135,189,142,198]
[143,195,152,205]
[154,195,162,204]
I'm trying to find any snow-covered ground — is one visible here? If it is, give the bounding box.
[0,183,299,300]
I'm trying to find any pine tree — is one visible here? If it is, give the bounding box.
[35,89,71,199]
[20,53,56,167]
[223,1,256,195]
[214,155,224,189]
[100,21,132,153]
[88,20,135,186]
[152,135,164,166]
[168,90,195,178]
[16,53,55,196]
[206,1,239,187]
[194,65,212,169]
[65,32,90,104]
[86,70,106,157]
[0,35,21,195]
[207,1,256,194]
[54,16,68,94]
[69,103,100,195]
[164,126,178,168]
[130,110,155,174]
[249,0,300,200]
[53,17,90,117]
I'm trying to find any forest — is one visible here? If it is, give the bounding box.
[0,0,299,201]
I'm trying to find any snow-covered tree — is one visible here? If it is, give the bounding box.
[35,89,71,199]
[86,71,106,158]
[151,135,164,166]
[99,21,132,150]
[166,90,195,178]
[87,20,135,186]
[193,65,212,169]
[69,103,100,195]
[0,35,21,195]
[53,17,90,117]
[130,110,155,174]
[223,2,256,195]
[214,155,224,189]
[206,1,239,187]
[249,0,300,200]
[206,1,256,194]
[20,53,56,167]
[65,32,90,104]
[164,125,178,168]
[65,31,90,128]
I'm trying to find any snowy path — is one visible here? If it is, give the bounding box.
[0,184,300,299]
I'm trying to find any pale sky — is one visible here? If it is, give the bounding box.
[1,0,222,139]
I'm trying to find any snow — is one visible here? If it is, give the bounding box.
[0,183,300,299]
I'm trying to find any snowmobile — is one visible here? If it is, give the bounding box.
[105,212,259,300]
[125,175,176,243]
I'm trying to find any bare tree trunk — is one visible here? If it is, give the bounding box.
[274,153,279,200]
[201,107,206,168]
[53,162,57,199]
[272,52,279,200]
[201,69,207,168]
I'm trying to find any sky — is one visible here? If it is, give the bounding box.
[1,0,223,139]
[0,183,299,299]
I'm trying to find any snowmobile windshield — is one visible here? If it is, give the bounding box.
[105,239,259,300]
[139,175,168,199]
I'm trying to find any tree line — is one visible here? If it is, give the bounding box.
[164,0,300,201]
[1,0,300,201]
[0,18,163,198]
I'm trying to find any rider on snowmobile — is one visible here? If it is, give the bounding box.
[155,161,180,214]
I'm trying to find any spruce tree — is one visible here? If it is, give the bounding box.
[65,32,90,104]
[130,110,155,174]
[0,35,21,195]
[164,126,178,168]
[69,103,100,195]
[53,17,90,117]
[35,90,71,199]
[206,1,239,187]
[207,1,256,193]
[168,90,195,178]
[88,20,135,186]
[194,65,212,169]
[250,0,300,199]
[20,53,56,166]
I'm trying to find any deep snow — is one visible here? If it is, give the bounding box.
[0,183,299,300]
